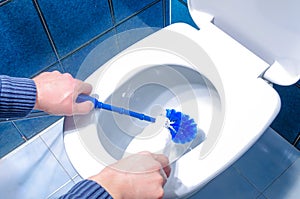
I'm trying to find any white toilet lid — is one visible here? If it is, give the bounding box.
[188,0,300,84]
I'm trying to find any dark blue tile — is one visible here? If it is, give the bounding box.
[271,83,300,144]
[38,0,113,58]
[233,128,300,192]
[116,1,164,51]
[170,0,198,29]
[112,0,157,23]
[164,0,170,26]
[0,121,25,158]
[0,0,57,78]
[14,115,62,139]
[188,167,260,199]
[62,29,119,81]
[264,157,300,199]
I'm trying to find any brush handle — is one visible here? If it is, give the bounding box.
[77,94,156,122]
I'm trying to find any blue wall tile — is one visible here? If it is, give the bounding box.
[112,0,157,23]
[170,0,197,28]
[0,121,25,158]
[0,0,57,78]
[116,1,164,50]
[13,115,61,139]
[38,0,113,58]
[62,29,119,81]
[271,83,300,144]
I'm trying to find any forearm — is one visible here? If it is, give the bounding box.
[58,179,112,199]
[0,75,36,118]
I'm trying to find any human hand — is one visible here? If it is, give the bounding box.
[89,151,171,199]
[33,71,93,116]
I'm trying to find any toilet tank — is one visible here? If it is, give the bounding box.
[188,0,300,85]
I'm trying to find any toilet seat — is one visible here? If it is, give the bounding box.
[64,0,299,198]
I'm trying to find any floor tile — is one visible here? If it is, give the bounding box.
[112,0,157,23]
[264,157,300,199]
[38,0,113,57]
[13,115,62,139]
[233,128,300,192]
[62,29,119,81]
[0,121,25,158]
[47,179,76,199]
[40,118,78,179]
[0,137,71,199]
[188,166,260,199]
[0,0,57,78]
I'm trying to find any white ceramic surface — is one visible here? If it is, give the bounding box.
[64,23,280,198]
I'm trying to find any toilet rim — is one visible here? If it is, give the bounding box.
[64,28,226,179]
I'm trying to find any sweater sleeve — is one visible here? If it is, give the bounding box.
[0,75,36,118]
[59,179,113,199]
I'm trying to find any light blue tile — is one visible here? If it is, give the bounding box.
[116,1,164,51]
[38,0,113,57]
[112,0,157,23]
[13,115,62,139]
[40,118,78,179]
[0,137,71,199]
[47,179,76,199]
[72,175,84,184]
[62,29,119,81]
[0,0,57,78]
[264,157,300,199]
[233,128,300,192]
[170,0,198,29]
[0,121,25,158]
[188,166,260,199]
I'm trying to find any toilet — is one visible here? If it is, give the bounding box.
[64,0,300,198]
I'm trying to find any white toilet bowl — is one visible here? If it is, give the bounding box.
[64,0,300,198]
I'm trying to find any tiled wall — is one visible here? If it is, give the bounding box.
[0,0,169,158]
[1,0,299,158]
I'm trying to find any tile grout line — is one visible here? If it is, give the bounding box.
[57,0,162,65]
[260,156,300,194]
[46,178,74,199]
[232,165,263,197]
[31,0,64,73]
[0,0,11,7]
[39,135,77,180]
[11,121,28,142]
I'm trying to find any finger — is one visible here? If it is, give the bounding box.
[159,168,168,186]
[73,101,94,115]
[75,80,93,95]
[151,154,171,177]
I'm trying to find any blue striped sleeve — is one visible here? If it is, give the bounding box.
[0,75,36,118]
[59,180,113,199]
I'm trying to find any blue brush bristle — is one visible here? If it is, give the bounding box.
[166,109,197,144]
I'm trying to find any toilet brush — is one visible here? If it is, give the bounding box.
[76,94,198,144]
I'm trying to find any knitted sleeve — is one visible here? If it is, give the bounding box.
[0,75,36,118]
[59,180,113,199]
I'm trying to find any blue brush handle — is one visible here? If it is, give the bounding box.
[77,94,156,122]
